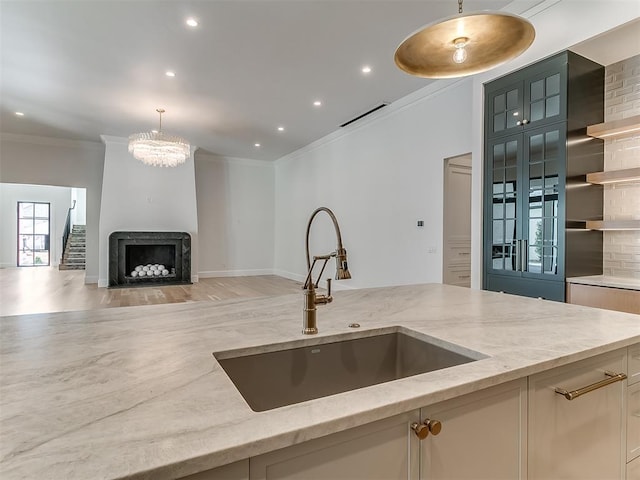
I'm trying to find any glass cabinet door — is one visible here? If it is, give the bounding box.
[522,125,565,280]
[486,83,524,138]
[485,136,523,276]
[523,68,566,129]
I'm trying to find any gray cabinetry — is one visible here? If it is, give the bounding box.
[483,51,604,301]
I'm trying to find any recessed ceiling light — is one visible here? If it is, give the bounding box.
[313,100,322,107]
[277,126,284,132]
[186,18,198,27]
[15,112,24,116]
[165,71,176,77]
[362,66,372,74]
[254,143,261,147]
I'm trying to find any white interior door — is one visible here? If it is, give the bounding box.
[443,154,472,287]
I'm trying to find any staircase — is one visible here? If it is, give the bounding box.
[59,224,86,270]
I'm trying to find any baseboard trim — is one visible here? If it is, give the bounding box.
[198,269,275,278]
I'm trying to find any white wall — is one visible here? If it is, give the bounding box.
[98,136,199,287]
[0,183,72,268]
[275,79,473,288]
[0,134,104,282]
[70,188,87,226]
[195,153,275,277]
[274,1,640,290]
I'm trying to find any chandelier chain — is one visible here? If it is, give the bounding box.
[458,0,463,14]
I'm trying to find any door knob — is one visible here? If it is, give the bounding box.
[425,419,442,435]
[411,422,430,440]
[411,419,442,439]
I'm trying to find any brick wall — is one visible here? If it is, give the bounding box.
[602,54,640,279]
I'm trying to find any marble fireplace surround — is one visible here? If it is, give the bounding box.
[108,231,191,287]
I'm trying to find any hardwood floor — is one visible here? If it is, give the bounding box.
[0,267,302,316]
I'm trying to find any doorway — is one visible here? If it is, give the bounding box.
[17,201,50,266]
[443,154,472,287]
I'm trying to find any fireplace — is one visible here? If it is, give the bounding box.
[109,232,191,287]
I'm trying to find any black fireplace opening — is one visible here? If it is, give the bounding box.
[109,232,191,288]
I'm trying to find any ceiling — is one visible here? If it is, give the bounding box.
[1,1,636,162]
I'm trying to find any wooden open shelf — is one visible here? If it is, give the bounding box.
[586,167,640,184]
[586,220,640,231]
[586,115,640,139]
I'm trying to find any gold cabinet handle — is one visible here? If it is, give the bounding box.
[411,419,442,439]
[411,422,429,440]
[425,418,442,435]
[555,371,627,401]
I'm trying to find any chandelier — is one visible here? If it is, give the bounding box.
[128,109,190,167]
[394,0,535,78]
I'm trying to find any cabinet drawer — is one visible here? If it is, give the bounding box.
[629,344,640,386]
[529,349,627,479]
[629,381,640,463]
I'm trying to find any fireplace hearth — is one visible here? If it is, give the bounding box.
[109,232,191,287]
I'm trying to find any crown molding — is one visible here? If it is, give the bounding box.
[1,132,103,149]
[195,151,275,168]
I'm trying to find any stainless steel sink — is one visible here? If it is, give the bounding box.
[214,327,485,412]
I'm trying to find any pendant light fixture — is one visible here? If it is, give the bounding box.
[394,0,535,79]
[128,109,190,167]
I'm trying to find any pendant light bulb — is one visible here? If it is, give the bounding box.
[452,37,468,64]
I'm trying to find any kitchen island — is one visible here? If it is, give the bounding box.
[1,284,639,479]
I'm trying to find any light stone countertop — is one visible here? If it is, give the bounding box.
[566,275,640,291]
[1,284,640,479]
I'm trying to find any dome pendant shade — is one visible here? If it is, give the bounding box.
[394,12,535,79]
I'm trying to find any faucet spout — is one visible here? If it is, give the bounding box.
[302,207,351,335]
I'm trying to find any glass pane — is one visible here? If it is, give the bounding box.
[493,143,505,167]
[20,235,33,252]
[33,251,49,265]
[19,203,34,218]
[493,220,504,243]
[505,167,517,195]
[505,140,518,166]
[507,109,519,128]
[493,168,504,184]
[542,247,557,274]
[530,162,543,182]
[504,244,515,271]
[530,100,544,122]
[19,251,34,266]
[544,218,556,245]
[505,220,516,242]
[544,175,559,190]
[529,246,542,274]
[530,134,544,162]
[19,219,33,234]
[546,95,560,118]
[35,203,49,218]
[494,93,506,112]
[494,113,505,132]
[531,79,544,101]
[505,199,517,218]
[34,219,49,234]
[544,198,558,217]
[506,89,519,109]
[493,203,504,220]
[33,235,47,250]
[546,73,560,95]
[545,159,558,177]
[545,130,559,159]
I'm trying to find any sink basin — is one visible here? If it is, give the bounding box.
[214,327,485,412]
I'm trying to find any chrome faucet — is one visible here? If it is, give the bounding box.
[302,207,352,335]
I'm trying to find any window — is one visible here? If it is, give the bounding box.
[18,202,50,266]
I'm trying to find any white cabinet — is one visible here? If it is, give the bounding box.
[180,460,249,480]
[528,349,627,479]
[249,410,420,480]
[419,379,527,479]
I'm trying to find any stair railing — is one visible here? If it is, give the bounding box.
[61,200,76,262]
